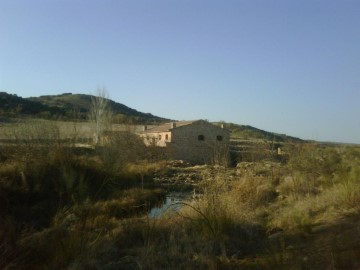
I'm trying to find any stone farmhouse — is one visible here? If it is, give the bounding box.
[140,120,230,164]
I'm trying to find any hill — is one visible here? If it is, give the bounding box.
[221,122,302,143]
[0,92,64,117]
[0,91,303,143]
[0,92,168,124]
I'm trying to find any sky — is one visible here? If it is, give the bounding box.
[0,0,359,144]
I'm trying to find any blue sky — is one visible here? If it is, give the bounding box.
[1,0,359,143]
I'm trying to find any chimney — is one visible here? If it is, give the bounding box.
[171,122,176,129]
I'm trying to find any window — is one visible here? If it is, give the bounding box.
[198,135,205,141]
[165,134,169,140]
[216,135,223,141]
[159,135,162,140]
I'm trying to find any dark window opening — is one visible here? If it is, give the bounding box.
[165,134,169,140]
[217,135,223,141]
[198,135,205,141]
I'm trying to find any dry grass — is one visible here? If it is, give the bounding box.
[1,122,359,270]
[269,145,360,232]
[0,120,170,269]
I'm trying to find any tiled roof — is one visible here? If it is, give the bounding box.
[142,120,198,133]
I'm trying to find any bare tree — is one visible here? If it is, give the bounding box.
[89,88,112,145]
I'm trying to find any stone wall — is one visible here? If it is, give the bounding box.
[140,120,230,164]
[170,121,230,164]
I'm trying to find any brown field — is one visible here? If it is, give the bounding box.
[0,119,359,269]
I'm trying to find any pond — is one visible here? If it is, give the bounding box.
[148,192,192,218]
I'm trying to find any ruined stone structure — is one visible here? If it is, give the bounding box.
[140,120,230,164]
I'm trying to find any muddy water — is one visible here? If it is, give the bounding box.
[148,192,192,218]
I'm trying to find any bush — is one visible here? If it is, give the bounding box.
[270,145,360,232]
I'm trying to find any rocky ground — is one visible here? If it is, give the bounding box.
[152,160,208,192]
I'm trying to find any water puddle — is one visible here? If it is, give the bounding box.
[148,192,190,218]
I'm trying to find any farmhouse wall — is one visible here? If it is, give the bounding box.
[140,120,230,164]
[170,121,229,163]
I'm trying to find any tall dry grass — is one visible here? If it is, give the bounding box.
[0,120,169,269]
[269,144,360,232]
[1,121,359,270]
[103,167,272,269]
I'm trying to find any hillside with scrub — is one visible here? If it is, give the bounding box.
[0,92,167,124]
